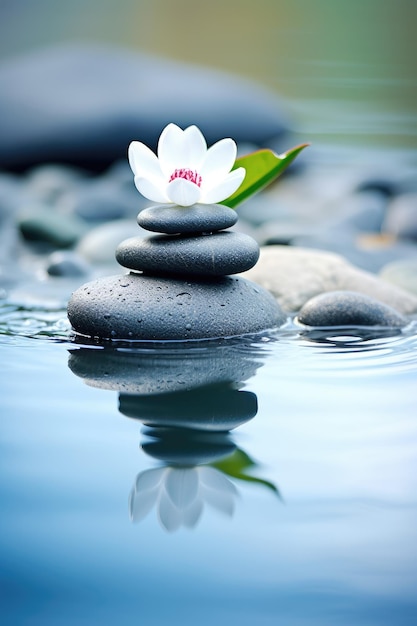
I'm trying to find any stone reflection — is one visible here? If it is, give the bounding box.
[121,385,261,532]
[68,339,279,531]
[300,326,402,347]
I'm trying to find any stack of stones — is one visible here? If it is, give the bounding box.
[67,203,285,340]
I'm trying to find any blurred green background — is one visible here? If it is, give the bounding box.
[1,0,416,150]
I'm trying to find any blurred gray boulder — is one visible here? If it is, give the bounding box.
[242,245,417,314]
[0,45,289,172]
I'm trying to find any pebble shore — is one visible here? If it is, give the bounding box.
[1,151,417,333]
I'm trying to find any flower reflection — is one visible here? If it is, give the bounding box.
[129,465,238,532]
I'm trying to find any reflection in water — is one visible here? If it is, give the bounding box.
[68,338,265,394]
[300,326,403,348]
[119,384,258,433]
[129,465,238,532]
[68,339,279,531]
[292,323,417,377]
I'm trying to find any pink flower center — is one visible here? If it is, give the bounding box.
[169,168,202,187]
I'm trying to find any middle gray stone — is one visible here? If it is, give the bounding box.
[116,231,260,276]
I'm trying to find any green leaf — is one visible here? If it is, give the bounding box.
[211,449,282,499]
[213,449,256,474]
[221,143,309,209]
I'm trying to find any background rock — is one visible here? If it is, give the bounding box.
[379,259,417,296]
[0,45,289,172]
[46,251,91,278]
[242,245,417,314]
[297,290,407,328]
[76,219,146,266]
[382,193,417,240]
[18,205,88,248]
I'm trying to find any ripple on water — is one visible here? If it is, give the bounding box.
[0,302,417,379]
[0,303,71,344]
[260,320,417,379]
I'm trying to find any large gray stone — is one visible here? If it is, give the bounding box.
[116,232,260,276]
[242,245,417,314]
[67,273,285,341]
[0,45,288,172]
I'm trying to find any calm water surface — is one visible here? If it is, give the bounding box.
[1,309,416,625]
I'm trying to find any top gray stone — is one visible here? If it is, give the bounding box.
[0,45,289,172]
[137,203,238,234]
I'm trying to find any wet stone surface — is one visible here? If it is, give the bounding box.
[116,231,260,277]
[67,273,286,341]
[297,290,408,328]
[137,203,238,234]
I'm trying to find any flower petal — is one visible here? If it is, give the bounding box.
[200,484,236,516]
[129,485,159,523]
[164,468,199,509]
[200,167,246,204]
[182,125,207,169]
[158,123,207,176]
[158,490,182,532]
[128,141,162,180]
[157,123,185,177]
[200,138,237,183]
[167,178,201,206]
[198,467,238,495]
[198,468,237,517]
[135,467,166,491]
[134,175,170,203]
[182,498,204,528]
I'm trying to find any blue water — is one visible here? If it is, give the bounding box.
[1,310,416,625]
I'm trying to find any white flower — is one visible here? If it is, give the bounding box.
[128,123,246,207]
[129,465,238,532]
